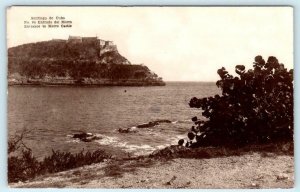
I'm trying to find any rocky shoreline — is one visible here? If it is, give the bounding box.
[8,79,166,86]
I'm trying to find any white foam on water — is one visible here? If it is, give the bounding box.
[122,143,175,156]
[116,142,156,155]
[66,139,81,143]
[93,133,168,156]
[171,119,192,124]
[94,134,119,145]
[68,132,181,156]
[123,144,156,156]
[156,144,169,149]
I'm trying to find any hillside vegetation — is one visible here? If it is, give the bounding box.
[8,39,164,86]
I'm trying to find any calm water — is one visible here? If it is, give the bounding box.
[8,82,220,158]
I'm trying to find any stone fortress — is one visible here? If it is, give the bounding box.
[66,35,118,56]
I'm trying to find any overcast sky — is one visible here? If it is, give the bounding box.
[7,7,293,81]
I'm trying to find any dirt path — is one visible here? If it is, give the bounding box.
[10,152,293,189]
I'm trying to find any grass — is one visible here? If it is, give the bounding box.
[148,141,294,160]
[8,149,111,183]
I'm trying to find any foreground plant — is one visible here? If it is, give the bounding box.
[8,131,111,183]
[180,56,293,148]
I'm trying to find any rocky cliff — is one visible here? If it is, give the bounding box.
[8,37,165,86]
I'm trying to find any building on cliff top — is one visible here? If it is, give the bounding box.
[67,35,117,57]
[98,39,106,46]
[67,35,114,46]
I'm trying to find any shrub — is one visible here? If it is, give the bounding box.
[181,56,293,148]
[8,150,39,182]
[8,149,111,183]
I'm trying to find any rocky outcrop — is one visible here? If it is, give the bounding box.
[73,132,101,142]
[118,127,138,133]
[8,37,165,86]
[137,120,172,128]
[118,120,172,134]
[118,119,172,133]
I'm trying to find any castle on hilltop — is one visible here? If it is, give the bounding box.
[67,35,113,45]
[65,35,117,56]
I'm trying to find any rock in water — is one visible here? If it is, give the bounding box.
[72,132,101,142]
[73,132,92,139]
[118,127,138,133]
[155,119,172,123]
[137,119,172,128]
[81,135,101,142]
[137,122,158,128]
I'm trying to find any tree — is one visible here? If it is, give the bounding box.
[181,56,293,148]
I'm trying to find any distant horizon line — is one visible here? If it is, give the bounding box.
[165,80,216,83]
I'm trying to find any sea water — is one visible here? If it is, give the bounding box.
[8,82,220,159]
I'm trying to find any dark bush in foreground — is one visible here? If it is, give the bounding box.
[181,56,293,148]
[8,149,111,183]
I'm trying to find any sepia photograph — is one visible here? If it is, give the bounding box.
[7,6,294,188]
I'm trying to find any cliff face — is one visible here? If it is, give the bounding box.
[8,37,165,86]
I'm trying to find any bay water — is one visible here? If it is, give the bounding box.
[8,82,220,159]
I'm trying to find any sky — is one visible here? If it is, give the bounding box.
[7,7,293,81]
